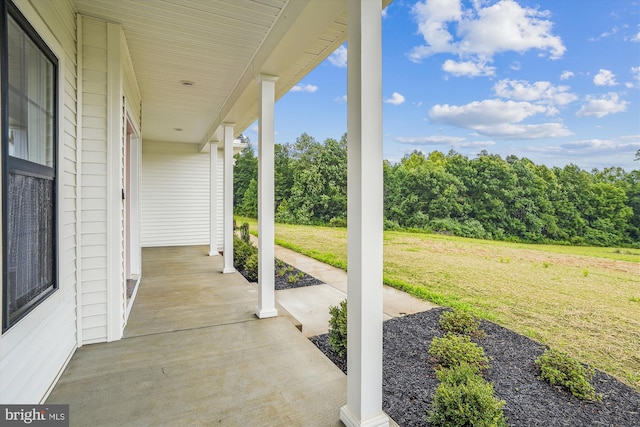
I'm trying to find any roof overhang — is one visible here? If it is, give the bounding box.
[73,0,356,148]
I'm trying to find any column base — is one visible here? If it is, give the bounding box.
[340,406,390,427]
[222,267,236,274]
[208,251,220,257]
[255,307,278,319]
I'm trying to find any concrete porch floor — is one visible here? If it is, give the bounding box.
[47,246,348,426]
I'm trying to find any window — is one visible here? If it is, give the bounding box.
[2,1,58,331]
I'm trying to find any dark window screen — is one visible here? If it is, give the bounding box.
[6,172,55,320]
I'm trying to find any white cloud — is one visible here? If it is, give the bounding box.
[630,32,640,42]
[560,138,640,154]
[593,69,617,86]
[430,99,548,127]
[290,84,318,93]
[493,79,578,105]
[631,66,640,81]
[328,45,347,68]
[385,92,406,105]
[409,0,566,74]
[396,135,466,145]
[396,135,495,148]
[428,98,572,139]
[382,6,388,18]
[442,59,495,77]
[560,71,574,80]
[334,94,347,103]
[576,93,628,118]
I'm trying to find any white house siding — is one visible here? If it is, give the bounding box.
[79,16,109,344]
[141,141,211,247]
[0,0,78,403]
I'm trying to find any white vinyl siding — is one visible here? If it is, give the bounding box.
[80,16,108,343]
[141,141,211,247]
[0,0,77,403]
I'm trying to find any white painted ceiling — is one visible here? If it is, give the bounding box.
[73,0,350,146]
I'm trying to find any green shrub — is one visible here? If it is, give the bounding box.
[240,222,251,243]
[328,299,348,358]
[429,333,489,372]
[233,236,256,269]
[429,363,507,427]
[535,349,601,401]
[329,217,347,227]
[439,309,484,337]
[244,253,259,282]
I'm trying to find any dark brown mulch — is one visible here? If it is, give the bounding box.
[310,308,640,427]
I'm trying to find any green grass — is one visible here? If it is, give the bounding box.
[235,216,640,391]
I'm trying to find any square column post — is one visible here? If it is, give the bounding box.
[256,74,278,319]
[223,124,236,273]
[209,142,219,256]
[341,1,389,427]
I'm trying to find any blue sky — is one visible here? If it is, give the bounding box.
[246,0,640,171]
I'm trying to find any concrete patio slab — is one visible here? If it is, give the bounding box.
[47,246,351,426]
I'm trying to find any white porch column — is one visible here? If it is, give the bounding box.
[256,74,278,319]
[341,1,389,427]
[209,142,219,256]
[222,125,236,273]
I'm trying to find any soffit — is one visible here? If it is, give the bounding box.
[72,0,353,146]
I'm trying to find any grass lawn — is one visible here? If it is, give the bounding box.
[235,216,640,391]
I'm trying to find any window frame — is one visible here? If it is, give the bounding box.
[1,0,59,332]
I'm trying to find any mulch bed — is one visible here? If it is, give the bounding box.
[310,307,640,426]
[236,259,323,290]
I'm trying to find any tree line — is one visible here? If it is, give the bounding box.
[234,133,640,247]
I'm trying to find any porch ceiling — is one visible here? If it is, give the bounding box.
[73,0,349,145]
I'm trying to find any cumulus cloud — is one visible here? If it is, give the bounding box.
[593,69,617,86]
[493,79,578,105]
[396,135,495,148]
[428,99,572,139]
[290,84,318,93]
[408,0,565,76]
[442,59,496,77]
[328,45,347,68]
[560,71,574,80]
[630,32,640,42]
[631,66,640,81]
[576,93,628,118]
[385,92,406,105]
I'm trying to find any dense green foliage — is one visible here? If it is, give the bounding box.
[328,299,348,358]
[439,309,485,338]
[535,349,601,401]
[233,223,258,281]
[429,333,489,372]
[429,363,507,427]
[234,133,639,246]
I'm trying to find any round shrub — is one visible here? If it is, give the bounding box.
[429,333,489,372]
[328,299,348,358]
[429,363,507,427]
[439,309,484,338]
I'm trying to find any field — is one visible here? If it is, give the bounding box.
[236,217,640,391]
